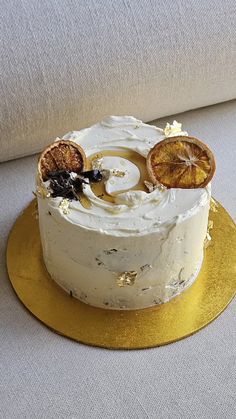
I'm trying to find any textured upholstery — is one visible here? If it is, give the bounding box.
[1,0,236,162]
[0,101,236,418]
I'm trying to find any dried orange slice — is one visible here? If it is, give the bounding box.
[38,139,87,181]
[147,136,216,189]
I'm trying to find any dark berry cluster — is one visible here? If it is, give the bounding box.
[48,170,103,200]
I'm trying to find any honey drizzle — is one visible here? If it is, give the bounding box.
[78,193,92,209]
[88,150,148,204]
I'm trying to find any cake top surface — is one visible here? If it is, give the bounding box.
[38,116,211,236]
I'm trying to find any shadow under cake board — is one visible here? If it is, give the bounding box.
[6,199,236,349]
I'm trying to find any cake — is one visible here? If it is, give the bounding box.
[36,116,215,310]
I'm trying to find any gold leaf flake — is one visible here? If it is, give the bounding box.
[210,198,219,213]
[111,169,126,177]
[144,180,156,192]
[36,184,51,198]
[204,219,214,248]
[92,158,103,170]
[158,184,167,192]
[164,120,183,137]
[116,271,138,287]
[204,232,212,248]
[59,198,70,214]
[208,220,214,230]
[144,180,166,193]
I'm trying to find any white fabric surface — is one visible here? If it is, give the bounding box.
[0,101,236,419]
[1,0,236,162]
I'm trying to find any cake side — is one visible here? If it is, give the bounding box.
[38,192,210,309]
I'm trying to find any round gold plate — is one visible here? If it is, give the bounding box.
[7,199,236,349]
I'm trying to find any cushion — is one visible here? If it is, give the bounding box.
[1,0,236,162]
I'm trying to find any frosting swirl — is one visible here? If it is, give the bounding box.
[46,116,210,236]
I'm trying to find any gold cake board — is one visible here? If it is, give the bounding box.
[7,199,236,349]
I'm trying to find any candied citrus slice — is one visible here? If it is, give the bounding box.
[38,140,87,181]
[147,136,216,189]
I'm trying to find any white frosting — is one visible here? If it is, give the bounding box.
[102,156,140,195]
[37,116,211,310]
